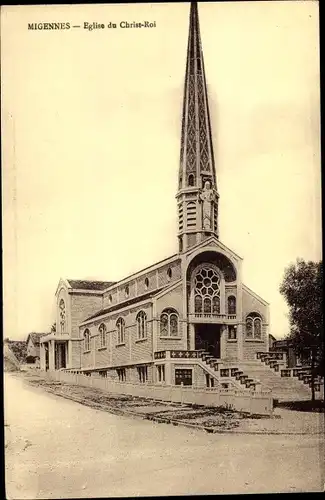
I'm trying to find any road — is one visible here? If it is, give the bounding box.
[4,373,324,498]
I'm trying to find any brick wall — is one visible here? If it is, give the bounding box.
[158,259,181,287]
[137,270,157,295]
[102,289,118,309]
[80,303,154,369]
[101,258,181,309]
[242,287,268,321]
[70,293,103,339]
[225,340,238,360]
[243,325,268,360]
[69,340,82,369]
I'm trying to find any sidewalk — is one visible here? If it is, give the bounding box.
[15,369,325,435]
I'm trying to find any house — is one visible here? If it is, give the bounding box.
[26,333,45,365]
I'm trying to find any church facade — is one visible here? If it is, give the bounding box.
[40,3,270,389]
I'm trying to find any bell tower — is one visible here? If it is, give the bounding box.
[177,2,219,252]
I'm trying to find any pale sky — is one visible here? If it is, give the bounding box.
[2,2,321,340]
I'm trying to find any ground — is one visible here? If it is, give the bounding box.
[5,372,325,498]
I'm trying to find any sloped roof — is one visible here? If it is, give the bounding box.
[85,287,166,322]
[67,279,116,291]
[27,332,46,346]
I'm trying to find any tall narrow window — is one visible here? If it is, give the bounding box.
[160,313,168,336]
[84,329,90,351]
[160,309,179,337]
[188,174,194,186]
[99,323,107,348]
[136,311,147,340]
[254,317,262,339]
[116,318,125,345]
[138,366,148,383]
[59,299,66,333]
[227,296,236,315]
[245,313,263,339]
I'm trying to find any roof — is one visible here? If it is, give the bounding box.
[27,332,46,346]
[67,279,116,291]
[85,287,166,322]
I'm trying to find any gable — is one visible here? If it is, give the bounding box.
[184,235,243,265]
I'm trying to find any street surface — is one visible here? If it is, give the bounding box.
[5,373,324,498]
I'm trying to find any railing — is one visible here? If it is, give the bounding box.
[257,351,286,361]
[154,350,204,360]
[190,313,227,319]
[43,369,273,416]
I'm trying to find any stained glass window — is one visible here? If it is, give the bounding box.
[136,311,147,340]
[99,323,106,348]
[246,318,253,338]
[246,314,263,339]
[84,329,90,351]
[160,309,179,337]
[227,296,236,315]
[194,265,221,315]
[116,318,125,344]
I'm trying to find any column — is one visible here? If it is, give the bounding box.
[188,323,195,350]
[165,361,172,385]
[220,324,227,359]
[237,323,244,361]
[40,342,46,370]
[68,340,72,368]
[49,340,55,371]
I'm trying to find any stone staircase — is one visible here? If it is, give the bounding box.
[234,351,324,402]
[197,351,265,394]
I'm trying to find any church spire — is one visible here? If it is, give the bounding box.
[177,1,219,252]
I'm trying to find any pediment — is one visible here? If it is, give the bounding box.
[55,278,71,297]
[184,236,243,265]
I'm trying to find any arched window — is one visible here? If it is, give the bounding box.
[136,311,147,340]
[188,174,194,186]
[116,317,125,345]
[167,267,172,280]
[227,296,236,316]
[125,286,129,298]
[144,277,149,290]
[59,299,66,333]
[99,323,106,348]
[194,265,221,316]
[84,329,90,351]
[245,313,263,339]
[160,308,179,337]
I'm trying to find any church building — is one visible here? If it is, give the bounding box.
[40,3,271,389]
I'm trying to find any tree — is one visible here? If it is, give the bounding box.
[279,258,323,401]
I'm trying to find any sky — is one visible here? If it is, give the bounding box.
[2,1,321,340]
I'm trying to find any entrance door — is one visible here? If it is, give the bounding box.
[195,324,221,359]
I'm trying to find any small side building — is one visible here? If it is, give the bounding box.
[26,333,45,366]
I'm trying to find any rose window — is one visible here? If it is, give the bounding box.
[194,266,221,314]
